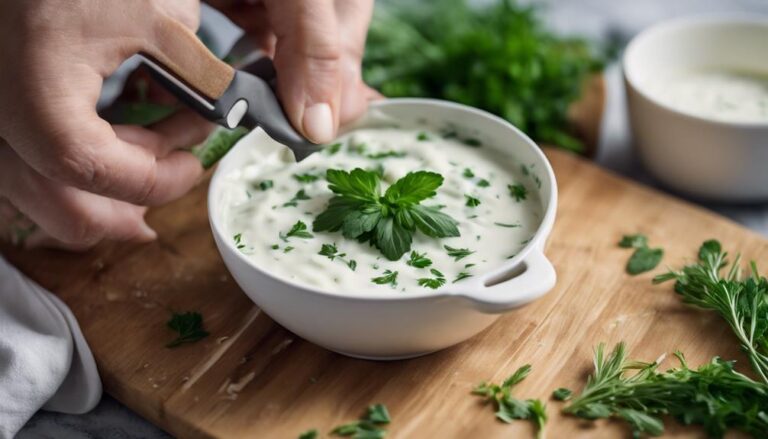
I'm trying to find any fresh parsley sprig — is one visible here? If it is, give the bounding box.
[654,240,768,383]
[473,364,547,439]
[281,221,314,242]
[313,168,460,261]
[372,270,399,287]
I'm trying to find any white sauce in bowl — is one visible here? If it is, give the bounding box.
[645,69,768,123]
[218,127,542,294]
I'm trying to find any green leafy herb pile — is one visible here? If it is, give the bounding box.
[562,342,768,438]
[363,0,605,153]
[313,168,460,261]
[618,233,664,275]
[473,364,547,438]
[654,239,768,383]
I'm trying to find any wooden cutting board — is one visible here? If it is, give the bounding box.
[2,146,766,438]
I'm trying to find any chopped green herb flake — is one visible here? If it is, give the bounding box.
[494,222,520,228]
[453,272,473,283]
[618,234,648,249]
[407,251,433,268]
[331,404,390,438]
[284,246,295,253]
[626,247,663,275]
[298,429,318,439]
[165,311,209,348]
[324,142,342,155]
[463,168,475,178]
[445,245,475,261]
[473,364,546,436]
[417,131,430,141]
[508,184,527,202]
[283,189,311,207]
[257,180,274,191]
[367,150,406,159]
[318,243,356,271]
[552,388,572,401]
[280,221,314,242]
[477,178,490,188]
[372,270,399,287]
[465,195,481,207]
[463,137,482,147]
[294,173,321,183]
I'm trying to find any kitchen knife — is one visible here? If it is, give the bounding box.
[138,19,319,160]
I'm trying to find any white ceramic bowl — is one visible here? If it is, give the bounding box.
[208,99,557,360]
[624,16,768,201]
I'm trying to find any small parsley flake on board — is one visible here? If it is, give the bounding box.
[330,404,391,438]
[473,364,547,437]
[618,233,663,275]
[165,311,209,348]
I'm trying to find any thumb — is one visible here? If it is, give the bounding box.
[263,0,342,143]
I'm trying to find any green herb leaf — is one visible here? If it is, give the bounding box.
[445,245,475,261]
[384,171,443,206]
[281,221,314,241]
[508,184,527,202]
[698,239,721,260]
[257,180,274,191]
[417,131,430,141]
[464,195,481,207]
[372,270,399,287]
[494,222,520,228]
[552,388,572,401]
[325,142,342,155]
[453,271,472,283]
[375,216,412,261]
[463,168,475,178]
[626,247,663,275]
[166,311,209,348]
[294,173,321,183]
[618,234,648,249]
[367,150,406,159]
[326,168,380,203]
[298,429,318,439]
[283,189,311,207]
[233,233,245,250]
[410,205,460,238]
[318,243,356,271]
[407,251,432,268]
[330,404,391,438]
[366,404,391,424]
[477,179,490,188]
[417,268,446,289]
[473,364,546,437]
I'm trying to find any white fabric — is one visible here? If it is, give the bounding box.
[0,256,101,439]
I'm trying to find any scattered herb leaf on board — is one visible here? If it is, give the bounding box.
[619,233,663,275]
[563,342,768,438]
[653,239,768,383]
[626,247,664,275]
[165,311,209,348]
[313,168,460,261]
[473,364,547,438]
[297,429,318,439]
[331,404,391,438]
[551,388,572,401]
[363,0,605,153]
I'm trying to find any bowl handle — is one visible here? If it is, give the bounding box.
[456,250,556,313]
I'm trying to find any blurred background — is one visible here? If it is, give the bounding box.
[19,0,768,437]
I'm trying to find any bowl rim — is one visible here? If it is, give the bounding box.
[208,98,558,301]
[622,14,768,129]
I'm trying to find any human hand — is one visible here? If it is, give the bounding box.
[0,0,212,249]
[208,0,379,143]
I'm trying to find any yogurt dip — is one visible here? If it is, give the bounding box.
[646,69,768,123]
[218,127,542,294]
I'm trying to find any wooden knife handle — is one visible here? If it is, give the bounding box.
[141,16,234,101]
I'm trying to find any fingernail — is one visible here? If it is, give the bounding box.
[302,103,334,143]
[138,222,158,241]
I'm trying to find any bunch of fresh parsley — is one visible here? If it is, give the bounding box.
[473,365,547,438]
[363,0,605,153]
[562,342,768,438]
[654,240,768,384]
[313,168,460,261]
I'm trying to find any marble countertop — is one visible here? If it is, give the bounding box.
[18,0,768,437]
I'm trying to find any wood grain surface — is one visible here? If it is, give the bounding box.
[2,147,765,438]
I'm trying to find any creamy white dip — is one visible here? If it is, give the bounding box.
[646,69,768,123]
[218,127,542,294]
